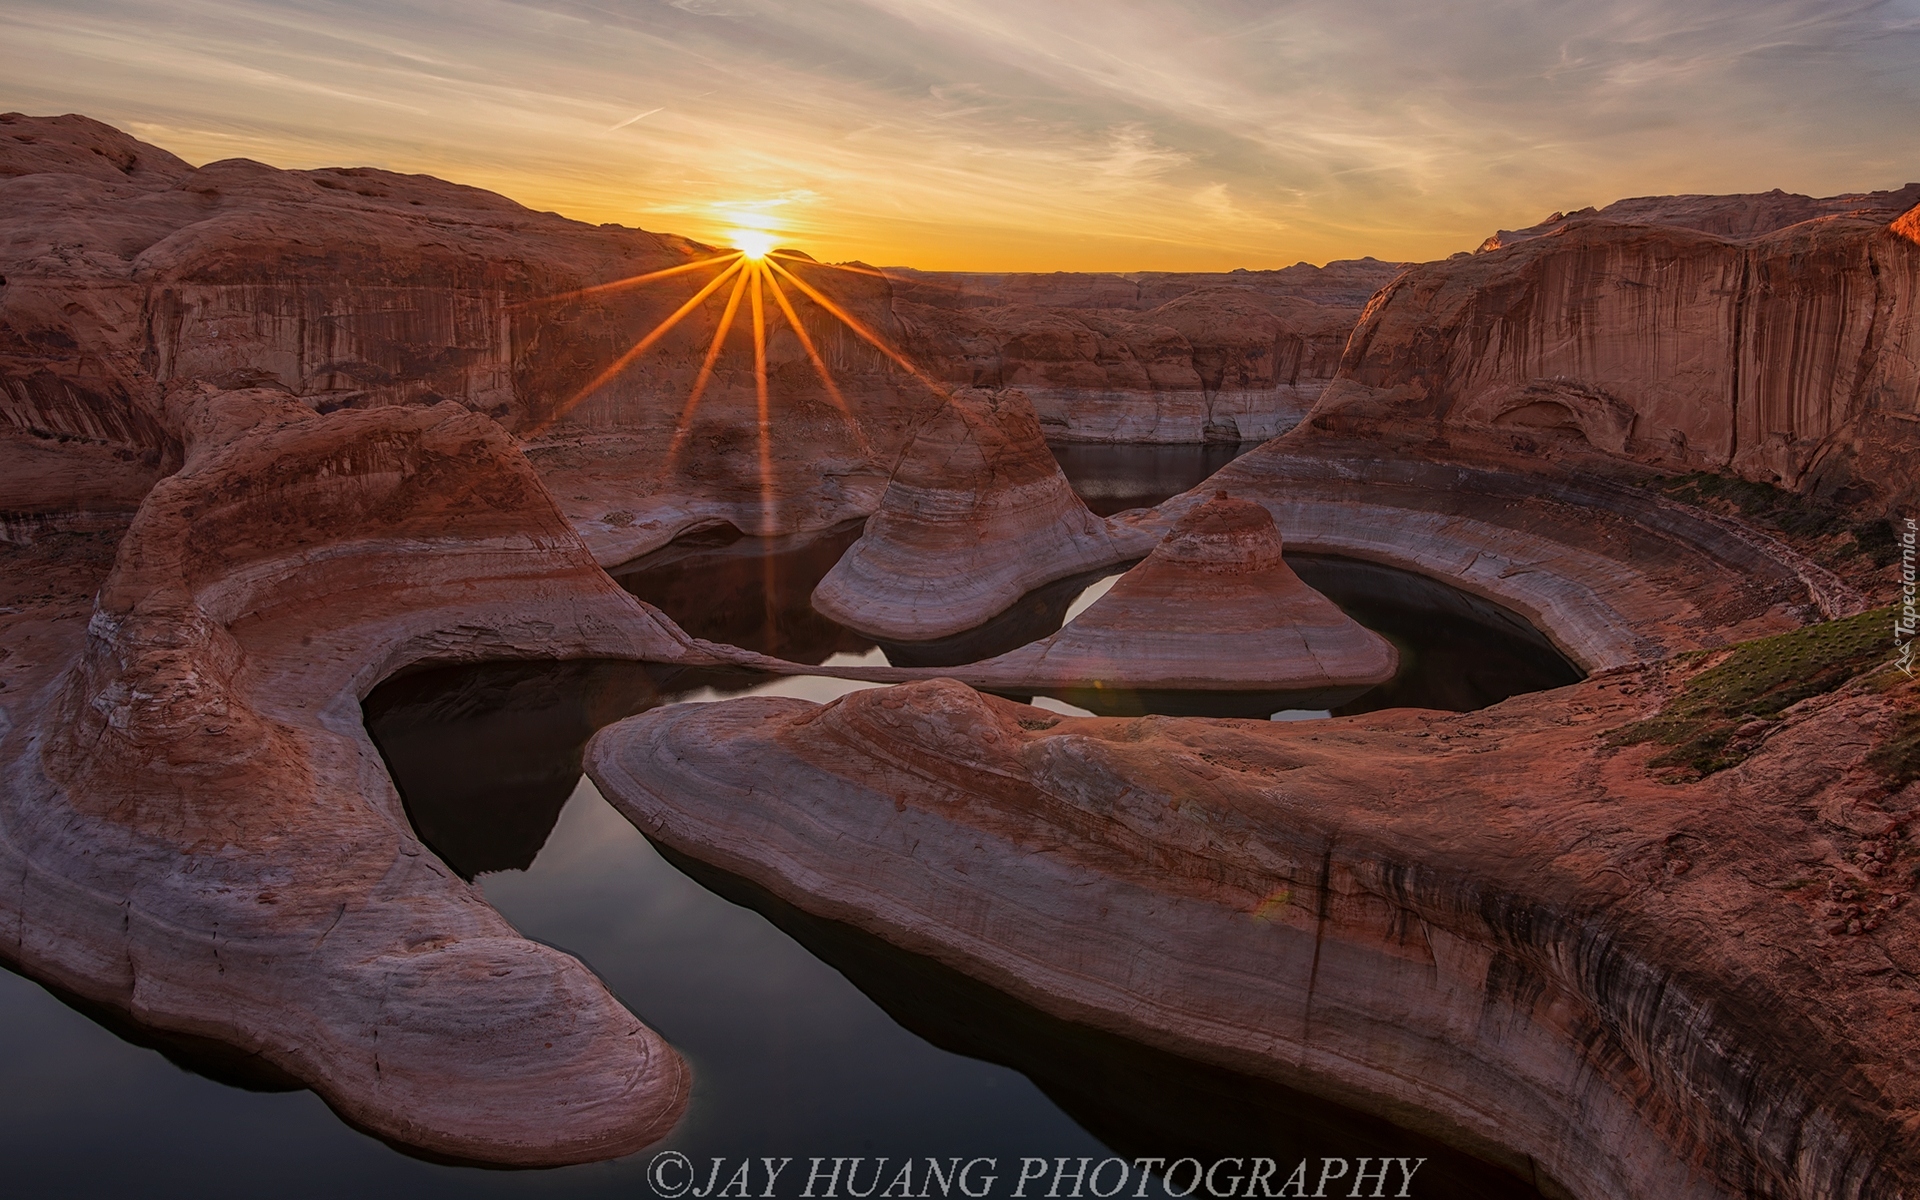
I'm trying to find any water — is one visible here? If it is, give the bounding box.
[0,442,1566,1197]
[611,540,1578,720]
[357,660,1549,1199]
[1046,442,1263,516]
[0,770,1102,1199]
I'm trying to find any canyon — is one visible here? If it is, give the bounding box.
[3,110,1919,1197]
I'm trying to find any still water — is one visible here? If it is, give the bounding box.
[0,446,1566,1198]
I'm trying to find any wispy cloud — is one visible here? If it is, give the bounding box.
[2,0,1915,269]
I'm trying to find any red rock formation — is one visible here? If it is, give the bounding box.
[1313,185,1920,513]
[1478,185,1920,251]
[1,386,706,1164]
[891,261,1402,443]
[811,388,1157,640]
[587,662,1920,1200]
[9,111,1912,1183]
[959,492,1396,711]
[699,440,1860,697]
[0,113,939,559]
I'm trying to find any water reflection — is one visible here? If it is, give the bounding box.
[665,850,1550,1200]
[1047,442,1262,516]
[611,519,871,663]
[363,659,669,878]
[1291,556,1582,714]
[609,526,1577,718]
[364,662,893,880]
[874,564,1135,668]
[360,667,1546,1199]
[0,776,1106,1197]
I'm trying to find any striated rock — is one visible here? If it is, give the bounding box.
[890,261,1403,443]
[0,387,707,1165]
[1312,184,1920,513]
[811,388,1156,640]
[1477,185,1920,251]
[1178,443,1868,669]
[587,660,1920,1200]
[0,113,940,558]
[960,492,1397,712]
[9,111,1913,1183]
[707,438,1860,700]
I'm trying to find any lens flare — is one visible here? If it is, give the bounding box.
[531,240,946,540]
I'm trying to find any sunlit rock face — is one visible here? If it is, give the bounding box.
[966,492,1396,710]
[889,261,1403,443]
[587,666,1920,1200]
[811,387,1157,640]
[1310,184,1920,513]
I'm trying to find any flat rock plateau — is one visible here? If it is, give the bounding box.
[5,110,1920,1195]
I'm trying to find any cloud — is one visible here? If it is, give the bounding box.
[1,0,1915,268]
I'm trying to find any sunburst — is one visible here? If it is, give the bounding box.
[529,235,948,538]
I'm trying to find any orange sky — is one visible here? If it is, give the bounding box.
[3,0,1918,271]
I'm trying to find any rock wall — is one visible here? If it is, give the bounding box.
[0,113,941,553]
[890,261,1402,443]
[588,665,1920,1200]
[812,388,1155,639]
[1312,185,1920,513]
[0,385,706,1164]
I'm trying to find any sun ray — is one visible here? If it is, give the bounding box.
[749,262,776,539]
[663,264,751,470]
[763,268,874,457]
[523,252,741,308]
[764,258,947,392]
[543,256,748,431]
[528,235,947,516]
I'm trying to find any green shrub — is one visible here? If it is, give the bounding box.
[1611,605,1909,780]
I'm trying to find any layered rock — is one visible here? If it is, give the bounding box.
[702,439,1859,699]
[587,661,1920,1200]
[890,261,1402,443]
[1311,184,1920,513]
[0,386,708,1164]
[0,113,939,560]
[958,492,1397,712]
[811,388,1156,640]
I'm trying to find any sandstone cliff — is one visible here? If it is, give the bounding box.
[812,388,1155,640]
[0,113,939,559]
[890,260,1402,443]
[954,492,1398,712]
[590,630,1920,1200]
[1311,184,1920,514]
[1,384,706,1164]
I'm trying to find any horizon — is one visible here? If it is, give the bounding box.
[2,1,1918,272]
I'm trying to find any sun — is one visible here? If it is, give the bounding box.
[730,229,775,259]
[526,236,950,538]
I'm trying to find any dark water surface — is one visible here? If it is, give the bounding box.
[1047,441,1263,515]
[0,444,1569,1197]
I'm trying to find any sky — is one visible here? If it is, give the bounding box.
[2,0,1918,270]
